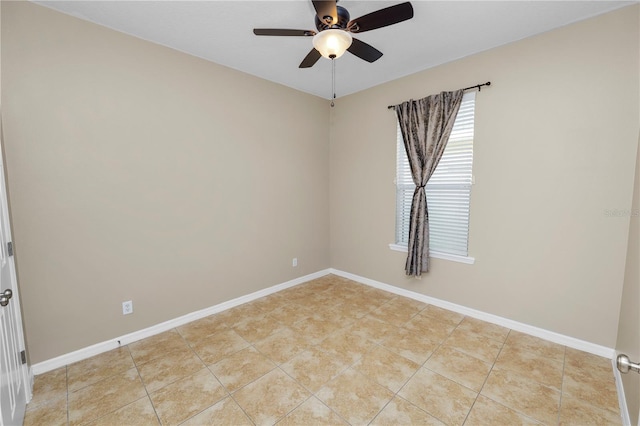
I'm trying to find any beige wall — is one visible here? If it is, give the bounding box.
[330,6,639,348]
[616,130,640,425]
[1,2,330,364]
[2,1,639,365]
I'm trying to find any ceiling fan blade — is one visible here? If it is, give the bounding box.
[312,0,338,25]
[253,29,315,37]
[299,48,322,68]
[347,38,383,63]
[347,2,414,33]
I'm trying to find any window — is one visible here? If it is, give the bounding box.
[393,91,475,263]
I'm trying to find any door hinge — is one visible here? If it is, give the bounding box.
[7,242,13,257]
[20,350,26,364]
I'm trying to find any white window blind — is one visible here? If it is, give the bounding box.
[395,91,475,257]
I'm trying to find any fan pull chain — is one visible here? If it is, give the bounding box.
[331,58,336,108]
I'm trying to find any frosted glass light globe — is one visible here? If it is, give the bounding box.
[312,29,353,59]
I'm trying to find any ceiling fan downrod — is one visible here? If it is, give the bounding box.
[331,58,336,107]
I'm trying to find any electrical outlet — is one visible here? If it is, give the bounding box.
[292,258,298,267]
[122,300,133,315]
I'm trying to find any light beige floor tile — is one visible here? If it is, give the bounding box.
[287,296,330,317]
[190,329,250,364]
[28,366,67,409]
[301,276,338,293]
[368,297,426,327]
[278,286,316,302]
[277,396,348,426]
[380,327,440,364]
[395,296,429,312]
[332,292,361,303]
[86,396,159,426]
[505,330,565,363]
[180,396,253,426]
[23,394,68,426]
[565,347,609,367]
[398,368,477,426]
[291,316,345,345]
[420,305,465,327]
[316,327,376,365]
[456,317,509,342]
[316,368,394,425]
[246,293,286,314]
[562,366,619,414]
[365,306,400,326]
[495,344,564,390]
[137,348,205,392]
[442,327,503,364]
[216,304,263,328]
[349,315,399,343]
[303,287,335,302]
[176,315,228,343]
[128,329,189,365]
[424,345,492,391]
[328,300,373,320]
[559,395,622,425]
[481,368,560,425]
[149,368,227,426]
[268,304,313,326]
[465,395,541,425]
[335,276,365,288]
[233,368,310,426]
[254,327,311,364]
[564,347,613,382]
[402,315,456,343]
[67,347,135,392]
[311,303,358,325]
[68,367,146,426]
[371,396,445,426]
[353,345,420,393]
[233,314,289,343]
[346,294,383,312]
[209,346,276,392]
[361,288,396,308]
[280,348,348,393]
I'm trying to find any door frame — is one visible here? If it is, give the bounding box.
[0,116,32,425]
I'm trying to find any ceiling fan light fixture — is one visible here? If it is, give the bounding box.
[312,29,352,59]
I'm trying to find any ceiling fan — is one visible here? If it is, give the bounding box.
[253,1,414,68]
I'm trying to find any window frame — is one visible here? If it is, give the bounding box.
[390,92,476,265]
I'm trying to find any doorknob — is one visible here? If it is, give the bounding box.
[617,354,640,374]
[0,288,12,307]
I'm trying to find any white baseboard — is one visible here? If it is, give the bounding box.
[329,268,616,359]
[33,267,616,376]
[31,269,331,375]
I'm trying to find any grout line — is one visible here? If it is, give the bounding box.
[129,344,163,426]
[224,374,259,426]
[460,327,511,425]
[65,365,69,426]
[556,345,568,424]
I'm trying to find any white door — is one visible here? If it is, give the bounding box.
[0,120,30,425]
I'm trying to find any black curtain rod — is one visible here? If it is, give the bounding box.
[387,81,491,110]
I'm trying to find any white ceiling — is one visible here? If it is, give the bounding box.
[34,0,635,99]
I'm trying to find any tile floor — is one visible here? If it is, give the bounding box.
[24,275,622,425]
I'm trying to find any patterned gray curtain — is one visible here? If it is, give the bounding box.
[395,90,464,276]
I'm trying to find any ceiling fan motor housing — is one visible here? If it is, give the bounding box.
[315,6,350,31]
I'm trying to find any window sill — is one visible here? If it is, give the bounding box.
[388,244,475,265]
